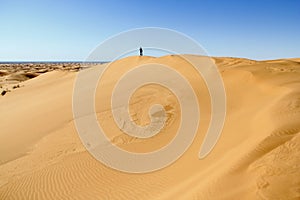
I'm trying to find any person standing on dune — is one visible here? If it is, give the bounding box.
[139,47,143,56]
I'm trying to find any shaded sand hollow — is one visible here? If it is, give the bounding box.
[0,55,300,199]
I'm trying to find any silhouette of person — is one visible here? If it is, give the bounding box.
[139,47,143,56]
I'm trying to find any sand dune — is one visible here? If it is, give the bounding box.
[0,55,299,199]
[0,63,82,95]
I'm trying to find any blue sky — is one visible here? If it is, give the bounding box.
[0,0,299,61]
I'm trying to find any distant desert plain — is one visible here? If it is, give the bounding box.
[0,55,300,199]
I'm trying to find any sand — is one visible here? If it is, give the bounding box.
[0,55,299,199]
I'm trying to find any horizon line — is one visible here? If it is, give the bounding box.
[0,55,299,63]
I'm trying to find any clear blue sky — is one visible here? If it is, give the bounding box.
[0,0,299,61]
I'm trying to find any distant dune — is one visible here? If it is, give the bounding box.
[0,55,299,199]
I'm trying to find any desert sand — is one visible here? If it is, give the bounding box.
[0,55,299,199]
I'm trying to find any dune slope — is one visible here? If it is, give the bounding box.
[0,56,299,199]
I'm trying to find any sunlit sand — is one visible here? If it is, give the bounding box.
[0,55,299,199]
